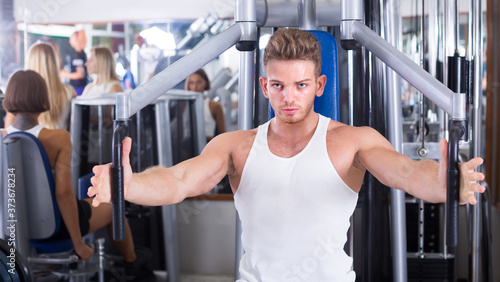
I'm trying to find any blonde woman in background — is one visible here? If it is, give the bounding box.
[82,46,123,97]
[4,43,76,130]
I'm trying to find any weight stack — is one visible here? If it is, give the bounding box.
[408,253,454,281]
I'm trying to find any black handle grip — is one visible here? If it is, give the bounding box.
[111,121,128,241]
[111,166,125,241]
[446,123,464,247]
[446,168,459,247]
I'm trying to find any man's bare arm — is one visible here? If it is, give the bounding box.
[355,127,485,204]
[60,66,86,80]
[88,133,233,206]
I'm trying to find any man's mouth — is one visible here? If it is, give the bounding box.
[282,108,298,115]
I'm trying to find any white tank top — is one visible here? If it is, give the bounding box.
[6,124,44,137]
[234,114,358,282]
[81,81,121,97]
[204,98,216,138]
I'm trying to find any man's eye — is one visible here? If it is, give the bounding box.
[298,83,306,88]
[273,84,282,89]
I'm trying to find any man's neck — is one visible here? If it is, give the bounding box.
[270,112,319,140]
[266,112,320,158]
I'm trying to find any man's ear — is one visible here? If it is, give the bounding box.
[259,76,269,98]
[316,74,327,97]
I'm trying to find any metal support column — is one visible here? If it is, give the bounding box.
[234,0,257,279]
[299,0,317,30]
[470,0,484,280]
[383,0,407,280]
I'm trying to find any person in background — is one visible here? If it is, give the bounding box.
[185,68,226,141]
[37,36,63,70]
[116,54,136,90]
[4,43,76,130]
[27,43,76,130]
[1,70,153,280]
[60,30,88,96]
[82,46,123,97]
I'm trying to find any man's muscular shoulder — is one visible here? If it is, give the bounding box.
[326,121,380,145]
[325,121,377,191]
[206,129,257,174]
[326,121,394,169]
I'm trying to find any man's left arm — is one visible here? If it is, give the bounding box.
[356,127,485,204]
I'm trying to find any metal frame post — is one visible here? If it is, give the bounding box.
[383,0,407,280]
[470,0,484,280]
[234,0,257,278]
[299,0,317,30]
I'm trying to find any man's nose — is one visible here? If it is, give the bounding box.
[283,87,296,103]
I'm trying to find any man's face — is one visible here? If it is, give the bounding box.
[260,59,326,124]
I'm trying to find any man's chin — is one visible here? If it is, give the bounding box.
[277,113,303,124]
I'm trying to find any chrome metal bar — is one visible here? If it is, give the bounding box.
[235,0,257,278]
[428,0,439,78]
[383,0,407,279]
[444,0,457,55]
[470,0,483,279]
[98,106,103,164]
[237,52,256,131]
[441,0,451,256]
[115,24,243,120]
[299,0,317,30]
[70,100,83,191]
[419,0,425,151]
[256,0,341,27]
[234,48,255,281]
[348,51,354,126]
[418,199,425,257]
[351,21,456,116]
[28,256,79,264]
[97,238,105,282]
[453,0,459,52]
[136,111,142,170]
[155,99,180,282]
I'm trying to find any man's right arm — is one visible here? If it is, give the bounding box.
[88,133,233,207]
[60,66,85,80]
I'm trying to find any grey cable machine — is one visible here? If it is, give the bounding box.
[109,0,484,281]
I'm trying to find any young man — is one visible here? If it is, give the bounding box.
[60,30,88,96]
[89,29,485,281]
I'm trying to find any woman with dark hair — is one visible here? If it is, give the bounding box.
[185,68,226,141]
[1,70,152,279]
[4,42,76,130]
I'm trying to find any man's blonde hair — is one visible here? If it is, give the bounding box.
[263,28,322,77]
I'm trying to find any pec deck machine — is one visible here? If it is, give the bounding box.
[108,0,488,281]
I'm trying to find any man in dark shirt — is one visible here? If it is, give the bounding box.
[60,30,88,95]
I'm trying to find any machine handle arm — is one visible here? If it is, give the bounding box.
[111,121,129,241]
[115,23,244,120]
[446,121,465,247]
[348,21,459,118]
